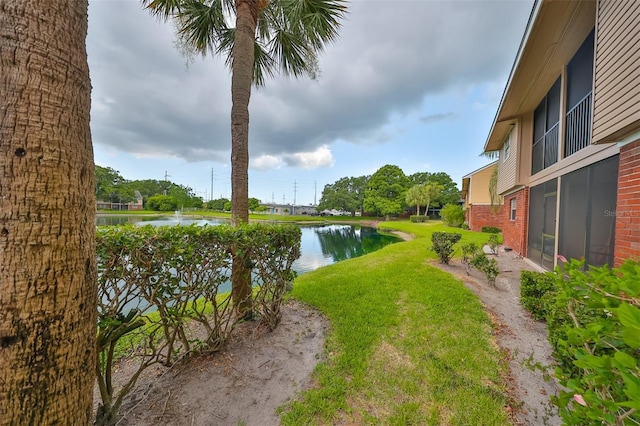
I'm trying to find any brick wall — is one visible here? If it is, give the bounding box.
[501,188,529,257]
[467,204,502,232]
[614,139,640,266]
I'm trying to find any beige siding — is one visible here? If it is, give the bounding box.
[497,126,518,194]
[468,165,497,205]
[592,0,640,143]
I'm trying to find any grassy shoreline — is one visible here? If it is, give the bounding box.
[281,221,511,425]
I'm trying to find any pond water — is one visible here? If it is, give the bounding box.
[96,214,400,274]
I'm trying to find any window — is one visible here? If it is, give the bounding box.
[503,132,511,162]
[532,78,561,174]
[510,198,517,221]
[565,30,594,157]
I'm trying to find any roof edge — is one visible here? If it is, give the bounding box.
[483,0,542,153]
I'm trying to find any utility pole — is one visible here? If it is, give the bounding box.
[210,168,214,202]
[282,193,285,204]
[314,181,317,206]
[293,180,297,215]
[163,171,171,195]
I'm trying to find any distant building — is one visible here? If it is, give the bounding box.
[96,190,143,211]
[461,161,501,232]
[262,203,318,216]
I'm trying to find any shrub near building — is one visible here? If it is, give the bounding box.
[520,260,640,425]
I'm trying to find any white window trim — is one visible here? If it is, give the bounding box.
[510,198,517,221]
[503,131,511,162]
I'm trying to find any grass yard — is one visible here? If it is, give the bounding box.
[281,221,510,425]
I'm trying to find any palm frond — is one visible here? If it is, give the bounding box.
[143,0,185,19]
[253,41,277,87]
[261,0,346,79]
[176,0,228,55]
[282,0,347,49]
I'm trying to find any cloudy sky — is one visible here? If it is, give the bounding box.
[87,0,534,205]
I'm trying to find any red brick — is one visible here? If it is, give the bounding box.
[467,204,502,232]
[614,140,640,266]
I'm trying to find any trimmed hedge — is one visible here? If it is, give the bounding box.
[481,226,502,234]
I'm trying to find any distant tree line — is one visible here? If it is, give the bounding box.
[96,166,272,212]
[95,165,203,211]
[318,165,461,218]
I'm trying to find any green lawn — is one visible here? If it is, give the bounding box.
[281,221,510,425]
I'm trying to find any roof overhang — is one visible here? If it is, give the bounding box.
[484,0,596,152]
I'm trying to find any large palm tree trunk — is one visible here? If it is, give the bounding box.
[0,2,96,424]
[230,0,258,316]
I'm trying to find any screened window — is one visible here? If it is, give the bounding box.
[510,198,517,221]
[558,155,618,267]
[532,78,561,174]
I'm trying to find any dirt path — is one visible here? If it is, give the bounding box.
[111,300,328,426]
[102,237,561,426]
[433,249,561,426]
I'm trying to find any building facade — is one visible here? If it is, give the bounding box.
[484,0,640,269]
[461,161,503,232]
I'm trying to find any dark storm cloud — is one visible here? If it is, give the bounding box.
[87,0,533,167]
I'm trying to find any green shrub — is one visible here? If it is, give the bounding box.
[410,215,428,223]
[481,226,502,234]
[520,271,556,320]
[430,232,461,264]
[487,233,500,255]
[461,222,470,230]
[440,204,465,227]
[469,252,499,286]
[95,223,301,423]
[460,242,480,264]
[546,259,640,425]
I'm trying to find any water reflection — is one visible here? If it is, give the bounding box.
[295,224,399,273]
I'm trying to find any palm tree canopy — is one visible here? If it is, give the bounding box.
[144,0,347,86]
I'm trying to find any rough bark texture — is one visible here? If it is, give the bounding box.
[0,1,96,424]
[230,0,256,227]
[230,0,258,315]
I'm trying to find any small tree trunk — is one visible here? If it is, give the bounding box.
[0,1,96,423]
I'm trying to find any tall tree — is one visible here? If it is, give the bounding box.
[0,2,96,423]
[318,175,369,216]
[364,165,409,219]
[143,0,346,315]
[424,182,443,216]
[143,0,346,225]
[405,184,429,216]
[426,172,460,207]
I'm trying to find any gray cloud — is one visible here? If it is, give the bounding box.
[420,112,457,124]
[87,0,533,168]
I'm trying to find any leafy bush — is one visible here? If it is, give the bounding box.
[460,242,480,274]
[469,252,499,286]
[545,259,640,425]
[481,226,502,234]
[430,232,461,264]
[461,222,470,230]
[440,204,465,227]
[410,215,428,223]
[487,233,500,255]
[95,223,301,424]
[520,271,556,320]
